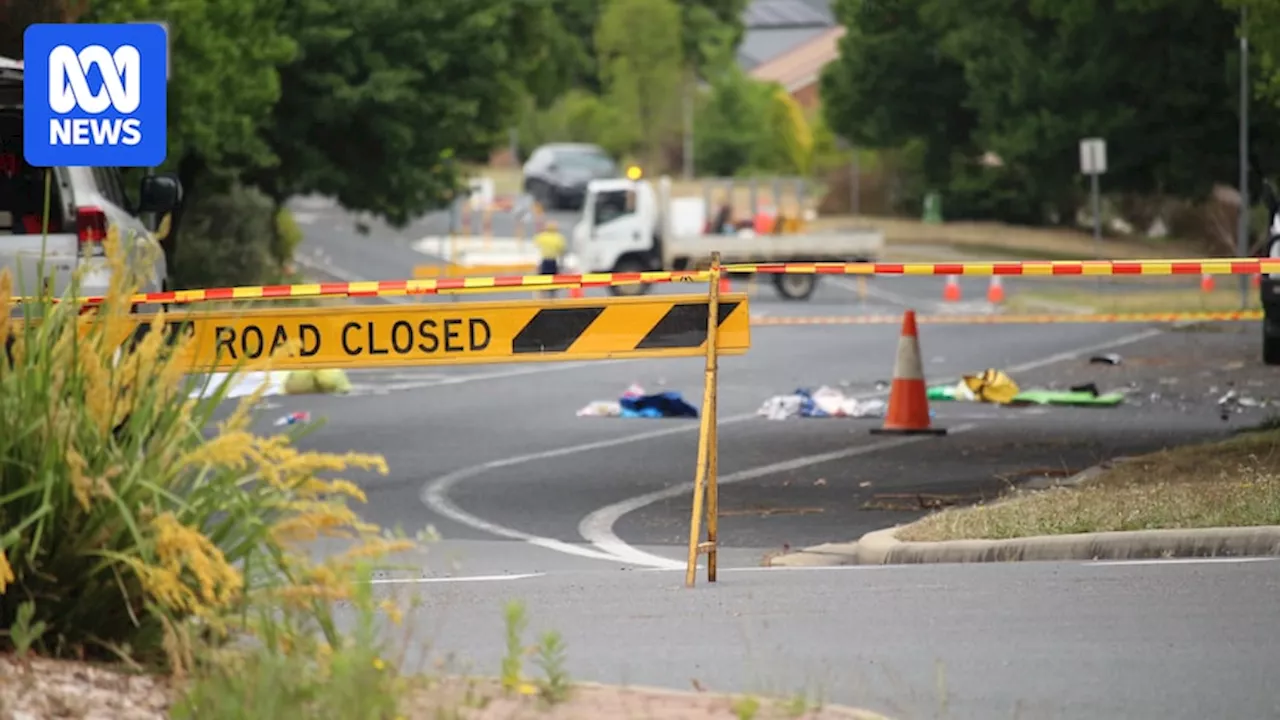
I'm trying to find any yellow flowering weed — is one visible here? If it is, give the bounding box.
[0,230,409,668]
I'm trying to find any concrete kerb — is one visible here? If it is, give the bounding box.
[771,523,1280,567]
[767,458,1280,567]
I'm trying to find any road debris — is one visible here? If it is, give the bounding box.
[284,368,353,395]
[757,386,886,420]
[862,493,976,511]
[1089,353,1124,365]
[273,411,312,427]
[926,368,1128,407]
[576,383,699,418]
[189,370,289,400]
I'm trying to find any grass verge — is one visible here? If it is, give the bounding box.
[1004,284,1263,314]
[897,426,1280,542]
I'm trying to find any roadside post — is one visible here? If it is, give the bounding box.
[1080,137,1107,292]
[685,252,723,587]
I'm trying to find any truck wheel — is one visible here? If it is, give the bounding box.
[1264,317,1280,366]
[608,258,653,297]
[773,273,818,301]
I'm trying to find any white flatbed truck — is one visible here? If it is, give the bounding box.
[570,175,884,300]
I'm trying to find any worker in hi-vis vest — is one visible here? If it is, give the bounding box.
[533,220,568,298]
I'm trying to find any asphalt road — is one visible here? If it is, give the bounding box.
[267,197,1280,719]
[362,559,1280,720]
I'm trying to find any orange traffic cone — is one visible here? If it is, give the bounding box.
[943,275,961,302]
[569,286,585,299]
[986,275,1005,304]
[718,273,731,295]
[1200,273,1215,293]
[871,310,946,436]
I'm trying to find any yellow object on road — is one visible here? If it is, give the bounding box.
[961,369,1021,404]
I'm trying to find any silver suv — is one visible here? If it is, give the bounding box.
[1,55,180,302]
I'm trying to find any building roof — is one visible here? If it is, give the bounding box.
[747,25,845,93]
[743,0,833,28]
[737,27,829,70]
[738,0,835,71]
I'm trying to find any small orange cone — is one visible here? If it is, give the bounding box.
[943,275,961,302]
[1200,273,1215,293]
[719,272,731,295]
[569,286,584,299]
[871,310,946,436]
[986,275,1005,304]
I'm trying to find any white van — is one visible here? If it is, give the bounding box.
[0,55,181,303]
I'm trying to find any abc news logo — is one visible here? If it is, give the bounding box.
[47,44,143,147]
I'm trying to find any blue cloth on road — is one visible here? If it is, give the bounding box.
[619,391,699,419]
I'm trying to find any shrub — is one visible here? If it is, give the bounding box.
[170,183,278,290]
[273,206,305,270]
[0,227,410,672]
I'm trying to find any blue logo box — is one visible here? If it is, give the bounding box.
[23,23,167,168]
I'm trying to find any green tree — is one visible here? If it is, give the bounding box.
[595,0,684,169]
[680,0,748,73]
[928,0,1244,219]
[523,0,602,104]
[0,0,90,56]
[75,0,294,274]
[245,0,553,227]
[820,0,977,194]
[517,89,632,157]
[1226,0,1280,104]
[694,65,772,176]
[85,0,295,193]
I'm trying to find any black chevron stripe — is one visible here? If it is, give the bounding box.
[635,301,740,349]
[510,307,605,353]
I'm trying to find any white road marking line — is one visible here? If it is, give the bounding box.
[420,413,761,569]
[578,424,978,569]
[369,572,544,584]
[639,565,897,573]
[1085,557,1278,567]
[419,386,896,571]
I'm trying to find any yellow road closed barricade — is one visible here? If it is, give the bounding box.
[135,294,751,371]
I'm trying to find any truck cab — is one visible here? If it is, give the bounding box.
[571,173,885,300]
[571,177,662,278]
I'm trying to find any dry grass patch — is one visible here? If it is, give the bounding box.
[897,428,1280,542]
[404,676,885,720]
[835,216,1198,260]
[1005,285,1263,314]
[0,656,887,720]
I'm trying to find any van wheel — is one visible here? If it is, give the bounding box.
[773,273,818,301]
[1264,317,1280,366]
[608,258,653,297]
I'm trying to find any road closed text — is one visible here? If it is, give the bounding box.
[145,294,751,371]
[208,316,492,361]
